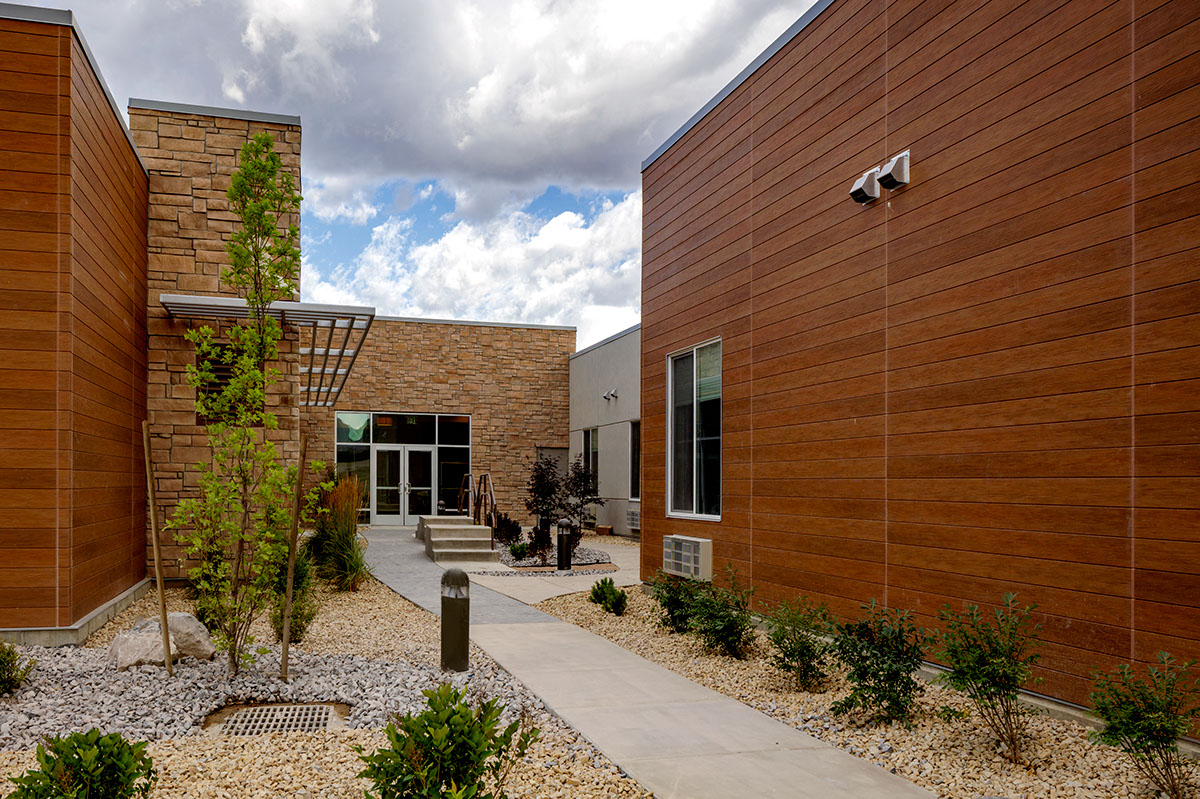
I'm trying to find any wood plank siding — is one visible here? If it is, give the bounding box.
[640,0,1199,707]
[0,16,147,628]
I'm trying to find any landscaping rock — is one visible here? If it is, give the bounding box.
[107,612,214,671]
[0,581,649,798]
[166,612,216,661]
[107,617,181,671]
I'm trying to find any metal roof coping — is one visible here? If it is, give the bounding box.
[128,98,301,127]
[569,323,641,360]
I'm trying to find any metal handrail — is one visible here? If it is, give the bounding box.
[474,473,498,549]
[456,473,475,517]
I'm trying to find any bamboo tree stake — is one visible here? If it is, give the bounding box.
[141,421,174,677]
[281,433,308,682]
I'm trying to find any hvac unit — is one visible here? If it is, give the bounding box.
[662,535,712,581]
[626,508,641,530]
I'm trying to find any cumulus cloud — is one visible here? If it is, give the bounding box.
[303,175,380,225]
[304,192,641,343]
[70,0,816,213]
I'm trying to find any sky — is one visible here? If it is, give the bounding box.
[53,0,817,348]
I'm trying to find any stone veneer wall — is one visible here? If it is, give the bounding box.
[129,103,302,579]
[300,319,575,525]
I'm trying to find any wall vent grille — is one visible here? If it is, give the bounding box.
[627,508,641,530]
[662,535,712,581]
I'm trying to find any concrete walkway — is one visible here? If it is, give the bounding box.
[467,538,642,605]
[363,527,933,799]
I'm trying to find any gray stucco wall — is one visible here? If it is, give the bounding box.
[568,325,641,536]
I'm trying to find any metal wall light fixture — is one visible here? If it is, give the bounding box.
[850,150,911,203]
[878,150,910,189]
[850,167,880,204]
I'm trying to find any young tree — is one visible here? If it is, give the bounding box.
[523,455,562,564]
[169,131,303,675]
[560,454,604,555]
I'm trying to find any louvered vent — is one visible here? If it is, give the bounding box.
[662,535,712,581]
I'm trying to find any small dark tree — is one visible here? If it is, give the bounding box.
[523,455,562,536]
[936,593,1042,763]
[1090,652,1200,799]
[561,454,604,555]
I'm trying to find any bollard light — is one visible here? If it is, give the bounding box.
[556,517,573,571]
[441,568,469,672]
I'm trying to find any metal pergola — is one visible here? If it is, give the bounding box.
[159,294,376,407]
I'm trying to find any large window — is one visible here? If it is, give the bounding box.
[582,427,599,491]
[668,340,720,517]
[629,421,641,500]
[335,411,471,515]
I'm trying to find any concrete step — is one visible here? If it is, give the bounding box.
[430,548,500,563]
[426,525,493,541]
[416,515,474,541]
[418,514,473,527]
[434,537,498,550]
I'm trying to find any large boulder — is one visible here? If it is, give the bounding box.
[107,612,215,671]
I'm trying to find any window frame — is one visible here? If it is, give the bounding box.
[665,337,721,521]
[582,426,599,492]
[334,411,473,519]
[628,420,641,501]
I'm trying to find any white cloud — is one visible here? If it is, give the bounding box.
[304,192,642,346]
[304,176,380,225]
[238,0,380,96]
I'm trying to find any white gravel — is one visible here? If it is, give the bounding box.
[499,544,611,568]
[0,580,648,798]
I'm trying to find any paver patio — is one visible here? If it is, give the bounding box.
[363,527,934,799]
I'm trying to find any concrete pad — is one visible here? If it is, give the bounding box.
[558,699,824,761]
[502,664,714,710]
[619,749,934,799]
[471,622,650,672]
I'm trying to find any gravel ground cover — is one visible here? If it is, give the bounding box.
[539,588,1191,799]
[0,580,648,798]
[498,544,611,568]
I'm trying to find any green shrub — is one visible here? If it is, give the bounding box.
[1090,652,1200,799]
[936,593,1042,763]
[0,640,34,696]
[766,595,831,690]
[689,567,756,659]
[356,683,539,799]
[589,577,628,616]
[8,729,156,799]
[492,513,523,547]
[306,474,371,591]
[830,601,928,725]
[508,541,531,561]
[528,524,553,565]
[649,570,701,633]
[270,547,319,644]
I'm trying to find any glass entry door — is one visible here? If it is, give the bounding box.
[372,446,434,526]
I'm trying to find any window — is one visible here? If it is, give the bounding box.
[582,427,599,491]
[335,411,472,516]
[629,421,641,500]
[668,340,720,517]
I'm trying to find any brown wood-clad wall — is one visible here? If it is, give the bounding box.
[641,0,1200,708]
[0,17,148,629]
[67,36,148,623]
[0,18,71,628]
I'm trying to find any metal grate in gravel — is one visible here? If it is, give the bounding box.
[221,704,332,735]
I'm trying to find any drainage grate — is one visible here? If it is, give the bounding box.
[221,704,332,735]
